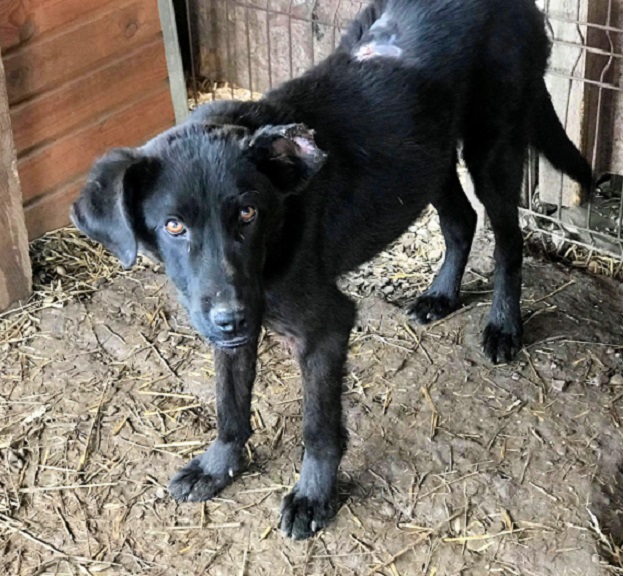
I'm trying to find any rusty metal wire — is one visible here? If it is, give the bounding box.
[180,0,623,260]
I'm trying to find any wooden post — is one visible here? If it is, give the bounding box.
[0,49,31,312]
[158,0,189,124]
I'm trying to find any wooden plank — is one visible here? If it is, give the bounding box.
[3,0,163,105]
[0,50,31,311]
[24,173,139,240]
[157,0,189,123]
[10,37,169,154]
[0,0,112,52]
[24,92,175,239]
[24,178,84,240]
[19,86,175,205]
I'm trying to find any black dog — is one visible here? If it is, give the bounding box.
[70,0,592,539]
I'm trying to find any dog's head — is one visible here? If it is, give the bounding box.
[71,121,326,349]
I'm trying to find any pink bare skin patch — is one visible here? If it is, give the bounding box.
[354,42,403,61]
[293,136,319,156]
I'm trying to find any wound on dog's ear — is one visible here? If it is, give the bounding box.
[70,150,159,269]
[246,124,327,193]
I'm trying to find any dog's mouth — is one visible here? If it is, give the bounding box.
[214,336,252,349]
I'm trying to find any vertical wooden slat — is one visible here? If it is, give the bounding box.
[158,0,189,123]
[0,50,31,312]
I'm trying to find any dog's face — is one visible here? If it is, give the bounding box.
[71,122,326,349]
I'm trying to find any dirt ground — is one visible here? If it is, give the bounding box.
[1,219,623,576]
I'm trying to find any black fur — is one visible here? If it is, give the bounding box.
[70,0,592,539]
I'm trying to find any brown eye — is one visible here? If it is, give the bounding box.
[239,206,257,224]
[165,219,186,236]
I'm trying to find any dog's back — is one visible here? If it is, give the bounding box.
[338,0,591,192]
[341,0,547,76]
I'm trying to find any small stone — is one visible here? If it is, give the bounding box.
[451,518,462,534]
[609,373,623,386]
[551,379,568,392]
[379,500,396,519]
[155,487,166,499]
[554,444,566,457]
[382,285,395,295]
[428,249,443,261]
[156,331,168,343]
[606,347,615,355]
[55,265,66,276]
[590,373,610,387]
[8,451,24,470]
[511,372,520,381]
[170,334,183,346]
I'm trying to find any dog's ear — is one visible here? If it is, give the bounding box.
[70,148,159,269]
[245,124,327,193]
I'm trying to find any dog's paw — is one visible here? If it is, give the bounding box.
[279,486,336,540]
[482,322,522,365]
[168,458,233,502]
[408,293,458,325]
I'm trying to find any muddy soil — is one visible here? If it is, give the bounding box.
[1,229,623,576]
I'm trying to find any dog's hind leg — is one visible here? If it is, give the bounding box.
[279,288,356,540]
[408,166,477,324]
[464,138,526,365]
[168,343,257,501]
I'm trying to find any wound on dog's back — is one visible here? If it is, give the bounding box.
[353,13,404,61]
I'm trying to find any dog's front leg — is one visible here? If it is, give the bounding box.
[280,292,356,540]
[168,343,257,502]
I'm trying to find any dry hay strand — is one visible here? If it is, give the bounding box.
[561,243,623,281]
[587,508,623,573]
[525,229,623,282]
[0,227,151,350]
[188,82,262,109]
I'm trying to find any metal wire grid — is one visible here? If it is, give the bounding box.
[181,0,623,260]
[186,0,367,96]
[526,0,623,260]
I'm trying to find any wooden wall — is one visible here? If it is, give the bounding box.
[0,0,176,239]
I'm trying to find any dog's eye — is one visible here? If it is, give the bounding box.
[165,219,186,236]
[239,206,257,224]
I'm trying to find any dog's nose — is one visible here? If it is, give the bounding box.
[210,307,248,335]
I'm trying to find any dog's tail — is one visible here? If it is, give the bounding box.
[530,78,594,203]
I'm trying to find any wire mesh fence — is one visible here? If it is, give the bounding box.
[178,0,623,262]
